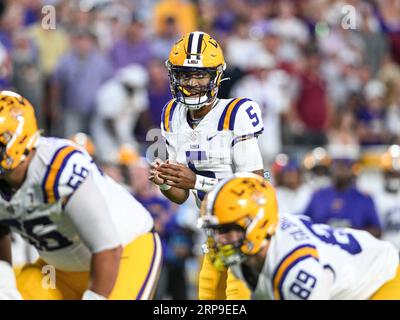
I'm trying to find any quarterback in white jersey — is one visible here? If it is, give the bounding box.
[199,173,400,300]
[149,31,264,300]
[0,91,161,300]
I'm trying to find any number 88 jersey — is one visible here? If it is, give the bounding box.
[161,97,264,205]
[231,214,399,300]
[0,137,153,272]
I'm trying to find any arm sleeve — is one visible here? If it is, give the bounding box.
[165,139,177,162]
[279,258,331,300]
[233,100,264,136]
[42,147,93,203]
[232,137,263,172]
[160,101,177,162]
[231,100,264,172]
[64,172,122,253]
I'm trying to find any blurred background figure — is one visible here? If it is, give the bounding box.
[231,50,291,164]
[373,145,400,249]
[302,146,381,238]
[287,45,332,148]
[109,14,153,70]
[272,153,310,216]
[302,147,332,191]
[69,131,96,158]
[152,0,197,37]
[50,27,112,137]
[150,16,181,61]
[146,59,172,129]
[356,79,390,146]
[92,64,150,164]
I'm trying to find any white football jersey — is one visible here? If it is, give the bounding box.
[161,98,264,205]
[374,187,400,250]
[231,214,399,300]
[0,137,153,272]
[276,185,313,216]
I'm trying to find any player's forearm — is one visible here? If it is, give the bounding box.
[160,187,189,204]
[89,245,123,298]
[252,169,264,177]
[0,234,12,264]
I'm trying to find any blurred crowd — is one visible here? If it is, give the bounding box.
[1,0,400,299]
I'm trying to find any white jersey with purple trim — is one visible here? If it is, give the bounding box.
[374,187,400,250]
[0,137,153,272]
[231,214,399,300]
[161,97,264,205]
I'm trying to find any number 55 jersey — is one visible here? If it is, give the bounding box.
[0,137,154,272]
[231,214,399,300]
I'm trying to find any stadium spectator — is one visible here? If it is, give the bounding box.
[272,154,311,216]
[50,27,112,137]
[302,146,332,191]
[303,147,381,238]
[92,64,149,164]
[150,16,181,61]
[356,79,390,146]
[109,14,153,70]
[289,46,332,147]
[147,59,172,129]
[11,30,43,127]
[231,51,290,163]
[152,0,197,36]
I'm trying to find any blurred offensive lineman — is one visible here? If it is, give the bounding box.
[199,173,400,300]
[375,145,400,249]
[149,31,264,299]
[0,91,162,300]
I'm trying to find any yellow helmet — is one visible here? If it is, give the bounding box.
[0,91,40,174]
[68,132,96,157]
[381,145,400,172]
[381,145,400,192]
[166,31,226,110]
[303,147,331,172]
[118,144,139,166]
[198,173,279,270]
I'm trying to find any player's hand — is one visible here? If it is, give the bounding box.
[157,163,196,190]
[149,158,165,186]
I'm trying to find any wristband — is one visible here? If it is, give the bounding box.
[194,175,219,192]
[82,289,107,300]
[159,183,171,191]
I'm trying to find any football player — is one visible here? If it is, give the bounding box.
[0,91,162,300]
[374,145,400,249]
[149,31,264,299]
[198,173,400,300]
